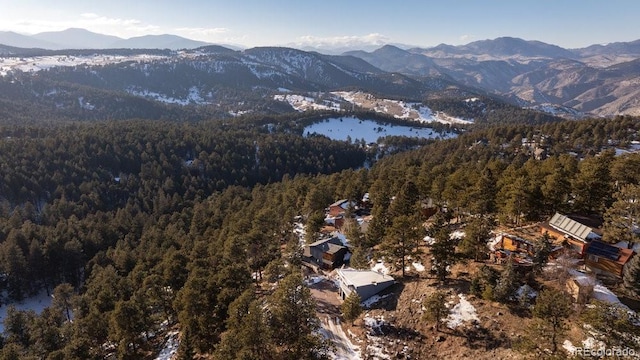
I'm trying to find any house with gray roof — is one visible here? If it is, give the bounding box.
[335,268,395,301]
[303,237,348,270]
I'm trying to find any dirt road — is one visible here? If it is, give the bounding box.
[309,278,362,360]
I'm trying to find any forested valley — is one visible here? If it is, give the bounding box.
[0,113,638,359]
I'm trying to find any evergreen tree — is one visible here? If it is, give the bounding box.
[541,163,572,215]
[460,216,493,261]
[388,180,420,218]
[4,306,34,348]
[430,224,457,283]
[110,299,145,357]
[341,292,363,325]
[531,287,571,354]
[580,300,640,348]
[532,233,553,273]
[348,246,370,270]
[268,272,330,360]
[623,254,640,298]
[603,184,640,247]
[572,152,613,214]
[494,257,519,302]
[422,291,448,332]
[175,329,194,360]
[215,289,271,360]
[468,167,497,215]
[52,283,75,322]
[381,215,422,277]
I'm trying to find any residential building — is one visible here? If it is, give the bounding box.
[584,240,635,278]
[540,212,601,256]
[303,237,348,270]
[335,268,395,301]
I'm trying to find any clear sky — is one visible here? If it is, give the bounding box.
[0,0,639,49]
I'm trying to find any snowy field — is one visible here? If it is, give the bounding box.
[332,91,474,125]
[304,116,456,143]
[272,90,474,125]
[0,54,165,76]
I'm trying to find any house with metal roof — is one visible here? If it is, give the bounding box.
[540,212,602,256]
[584,240,635,278]
[335,268,395,301]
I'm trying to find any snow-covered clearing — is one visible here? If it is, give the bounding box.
[446,294,479,329]
[127,86,209,105]
[0,54,165,76]
[0,289,52,332]
[332,91,474,125]
[273,94,341,112]
[304,116,456,143]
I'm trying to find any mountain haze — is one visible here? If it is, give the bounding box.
[32,28,122,49]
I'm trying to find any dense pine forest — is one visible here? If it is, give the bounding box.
[0,113,638,359]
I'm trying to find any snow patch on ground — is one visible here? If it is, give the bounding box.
[568,269,629,310]
[516,284,538,299]
[0,289,52,332]
[449,230,465,240]
[423,235,435,245]
[304,276,325,286]
[293,218,306,249]
[412,262,425,272]
[363,315,391,359]
[371,260,390,275]
[361,294,393,309]
[155,330,179,360]
[446,294,479,329]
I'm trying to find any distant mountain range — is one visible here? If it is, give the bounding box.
[0,28,214,50]
[345,37,640,116]
[1,29,640,117]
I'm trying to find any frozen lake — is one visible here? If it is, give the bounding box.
[303,116,456,143]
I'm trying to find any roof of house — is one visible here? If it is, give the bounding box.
[336,268,395,289]
[586,240,635,265]
[329,199,349,208]
[308,237,346,254]
[548,212,594,242]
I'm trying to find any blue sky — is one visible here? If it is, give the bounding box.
[0,0,639,49]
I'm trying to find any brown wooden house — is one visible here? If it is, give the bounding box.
[328,199,353,217]
[540,213,601,256]
[584,240,635,278]
[304,237,348,270]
